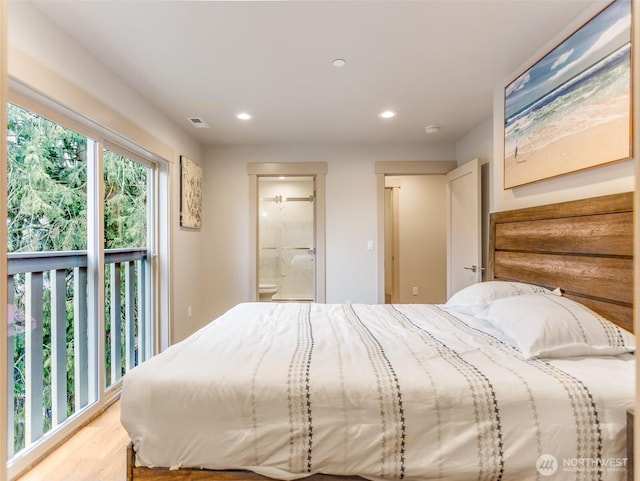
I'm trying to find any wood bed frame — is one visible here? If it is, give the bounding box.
[127,191,634,481]
[126,444,363,481]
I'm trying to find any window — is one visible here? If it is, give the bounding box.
[103,148,151,387]
[6,102,156,469]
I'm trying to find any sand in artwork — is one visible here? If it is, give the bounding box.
[505,99,631,188]
[505,93,630,188]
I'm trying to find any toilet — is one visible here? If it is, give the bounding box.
[258,283,278,301]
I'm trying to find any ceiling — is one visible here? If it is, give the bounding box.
[32,0,598,147]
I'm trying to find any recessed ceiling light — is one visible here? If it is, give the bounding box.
[235,112,252,120]
[332,58,346,67]
[424,124,440,134]
[378,110,396,119]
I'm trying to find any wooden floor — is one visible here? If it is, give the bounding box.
[17,401,129,481]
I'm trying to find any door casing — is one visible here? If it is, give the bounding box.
[248,162,327,303]
[375,161,457,303]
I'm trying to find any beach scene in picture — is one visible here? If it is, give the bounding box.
[504,0,631,189]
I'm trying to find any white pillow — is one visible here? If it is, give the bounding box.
[444,281,550,315]
[477,293,635,359]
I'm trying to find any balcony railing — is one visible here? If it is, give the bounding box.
[7,248,150,458]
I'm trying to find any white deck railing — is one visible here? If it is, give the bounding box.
[7,248,149,458]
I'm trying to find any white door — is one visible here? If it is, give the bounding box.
[446,158,481,298]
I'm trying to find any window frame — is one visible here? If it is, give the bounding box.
[6,87,166,479]
[102,142,155,386]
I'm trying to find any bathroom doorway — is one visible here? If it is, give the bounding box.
[258,176,315,302]
[248,162,326,303]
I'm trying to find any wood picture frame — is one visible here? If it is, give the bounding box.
[503,0,632,189]
[180,155,202,229]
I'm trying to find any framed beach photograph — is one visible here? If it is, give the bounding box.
[180,156,202,229]
[504,0,632,189]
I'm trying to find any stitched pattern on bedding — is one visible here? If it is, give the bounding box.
[287,303,314,473]
[121,301,630,481]
[530,360,603,481]
[345,304,406,479]
[382,304,445,480]
[392,305,505,481]
[437,305,603,481]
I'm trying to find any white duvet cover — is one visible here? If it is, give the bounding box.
[120,302,634,481]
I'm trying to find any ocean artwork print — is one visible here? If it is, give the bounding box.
[504,0,631,189]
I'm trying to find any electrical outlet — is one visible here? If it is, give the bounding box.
[187,306,192,318]
[412,287,418,296]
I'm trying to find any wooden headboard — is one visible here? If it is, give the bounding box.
[488,192,634,333]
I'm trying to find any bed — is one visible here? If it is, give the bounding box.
[122,192,635,481]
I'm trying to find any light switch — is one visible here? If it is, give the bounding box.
[367,240,374,251]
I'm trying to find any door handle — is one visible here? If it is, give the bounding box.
[464,265,485,273]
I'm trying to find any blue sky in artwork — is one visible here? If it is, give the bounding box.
[505,0,631,121]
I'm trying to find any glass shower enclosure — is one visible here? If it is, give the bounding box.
[258,176,315,302]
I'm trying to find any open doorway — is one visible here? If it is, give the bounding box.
[384,183,399,303]
[376,161,456,303]
[377,160,489,304]
[384,175,448,304]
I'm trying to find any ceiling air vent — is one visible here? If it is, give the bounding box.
[187,117,210,129]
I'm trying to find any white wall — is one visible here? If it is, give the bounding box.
[455,117,493,166]
[454,1,636,272]
[7,2,206,343]
[490,2,635,213]
[454,3,635,216]
[201,143,455,320]
[8,0,636,339]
